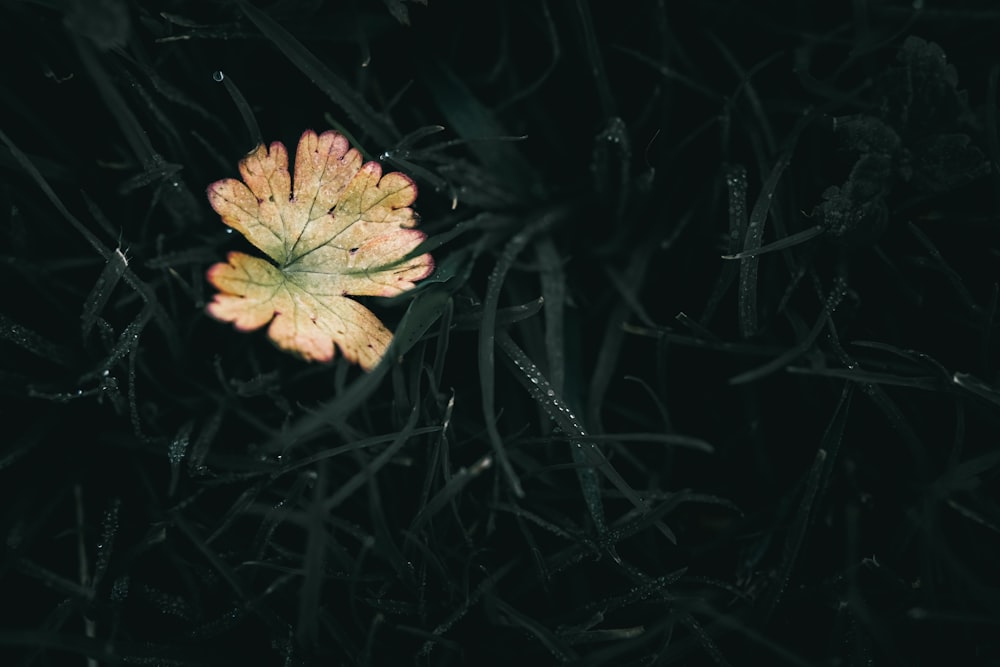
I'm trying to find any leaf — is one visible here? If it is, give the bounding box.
[880,36,965,138]
[205,129,434,369]
[909,133,988,192]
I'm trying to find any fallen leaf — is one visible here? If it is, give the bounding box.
[206,129,434,368]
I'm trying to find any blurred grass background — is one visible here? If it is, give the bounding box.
[2,0,1000,664]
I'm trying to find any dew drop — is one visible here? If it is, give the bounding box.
[212,70,224,82]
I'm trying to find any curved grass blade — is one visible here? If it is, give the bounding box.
[478,208,565,497]
[263,282,450,451]
[239,1,396,147]
[499,330,677,544]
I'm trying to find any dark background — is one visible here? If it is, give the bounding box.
[2,0,999,665]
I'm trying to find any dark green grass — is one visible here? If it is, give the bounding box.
[2,0,1000,664]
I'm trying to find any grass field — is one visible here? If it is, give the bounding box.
[2,1,999,664]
